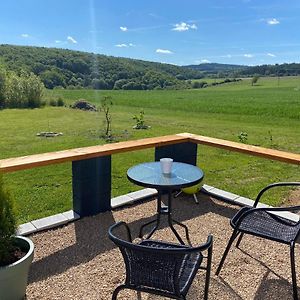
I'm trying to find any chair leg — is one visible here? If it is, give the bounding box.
[137,290,142,300]
[175,190,182,198]
[112,285,126,300]
[193,194,199,204]
[236,232,244,248]
[290,242,298,300]
[216,229,240,275]
[204,243,213,300]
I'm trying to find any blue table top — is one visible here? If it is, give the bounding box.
[127,162,204,189]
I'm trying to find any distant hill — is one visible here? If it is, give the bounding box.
[185,62,300,77]
[0,44,203,90]
[185,63,246,73]
[1,45,299,91]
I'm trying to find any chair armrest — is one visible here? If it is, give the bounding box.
[108,221,132,243]
[254,182,300,207]
[192,235,213,252]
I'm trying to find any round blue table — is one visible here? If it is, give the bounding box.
[127,162,204,244]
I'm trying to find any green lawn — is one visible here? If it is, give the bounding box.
[1,76,299,223]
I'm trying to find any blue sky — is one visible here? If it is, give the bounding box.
[0,0,300,66]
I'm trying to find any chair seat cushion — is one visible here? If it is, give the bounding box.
[140,240,203,294]
[232,207,300,243]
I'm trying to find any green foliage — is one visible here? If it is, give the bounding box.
[57,97,65,107]
[4,71,44,108]
[49,99,57,106]
[0,45,201,90]
[251,75,260,86]
[192,81,207,89]
[133,109,149,129]
[40,69,66,89]
[237,132,248,143]
[100,96,113,138]
[0,68,6,108]
[0,173,17,266]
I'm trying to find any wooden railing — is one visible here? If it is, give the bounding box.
[0,133,299,217]
[1,133,299,173]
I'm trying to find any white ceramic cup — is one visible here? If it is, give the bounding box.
[160,158,173,174]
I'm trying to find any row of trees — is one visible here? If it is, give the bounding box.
[0,69,44,109]
[187,62,300,78]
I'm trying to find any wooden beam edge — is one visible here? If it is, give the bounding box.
[179,133,300,165]
[0,134,189,173]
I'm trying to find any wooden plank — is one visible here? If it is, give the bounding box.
[178,133,300,165]
[0,134,188,173]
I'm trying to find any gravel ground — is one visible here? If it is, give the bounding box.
[27,193,299,299]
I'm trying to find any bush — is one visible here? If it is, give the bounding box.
[0,69,6,109]
[5,71,44,108]
[57,97,64,107]
[49,99,57,106]
[0,173,17,266]
[192,81,207,89]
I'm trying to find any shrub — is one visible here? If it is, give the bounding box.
[133,109,150,129]
[5,71,44,108]
[0,173,17,266]
[238,132,248,143]
[57,97,64,107]
[0,69,6,109]
[49,99,57,106]
[192,81,207,89]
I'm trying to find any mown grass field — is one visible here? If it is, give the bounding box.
[1,76,299,223]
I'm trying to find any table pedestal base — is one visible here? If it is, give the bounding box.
[139,191,191,245]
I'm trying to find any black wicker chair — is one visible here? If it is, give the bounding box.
[109,221,213,300]
[216,182,300,300]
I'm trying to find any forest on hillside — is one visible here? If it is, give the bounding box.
[1,45,299,91]
[186,62,300,77]
[0,44,203,90]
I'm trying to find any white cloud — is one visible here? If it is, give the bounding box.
[67,36,77,44]
[21,33,29,38]
[172,22,197,32]
[267,53,276,57]
[195,59,210,64]
[267,18,280,25]
[244,54,253,58]
[115,43,135,48]
[120,26,128,32]
[115,43,128,48]
[156,48,173,54]
[55,40,61,44]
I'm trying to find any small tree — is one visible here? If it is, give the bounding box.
[251,75,260,86]
[100,96,113,138]
[0,173,17,266]
[132,109,150,129]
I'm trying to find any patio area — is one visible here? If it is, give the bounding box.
[26,192,299,300]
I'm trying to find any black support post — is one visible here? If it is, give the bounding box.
[155,142,198,165]
[72,156,111,217]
